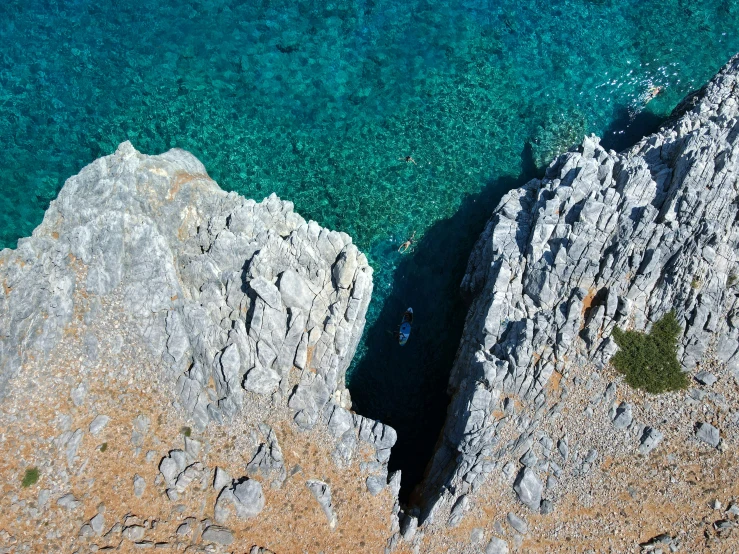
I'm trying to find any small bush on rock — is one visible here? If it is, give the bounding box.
[610,311,689,394]
[22,467,39,487]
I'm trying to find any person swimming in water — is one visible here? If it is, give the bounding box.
[398,231,416,253]
[399,155,417,165]
[645,85,663,103]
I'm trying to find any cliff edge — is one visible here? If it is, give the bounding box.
[0,143,400,552]
[5,53,739,553]
[412,55,739,552]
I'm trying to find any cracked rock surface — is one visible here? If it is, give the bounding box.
[410,54,739,553]
[0,143,398,553]
[6,51,739,554]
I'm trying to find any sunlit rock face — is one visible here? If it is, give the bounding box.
[418,54,739,528]
[0,142,401,552]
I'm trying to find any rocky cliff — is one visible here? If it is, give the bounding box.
[5,54,739,553]
[1,141,373,420]
[411,54,739,551]
[0,143,400,552]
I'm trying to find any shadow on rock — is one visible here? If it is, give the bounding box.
[348,143,542,504]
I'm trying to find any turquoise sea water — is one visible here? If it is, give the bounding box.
[2,0,738,498]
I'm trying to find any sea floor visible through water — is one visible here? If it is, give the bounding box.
[1,0,737,500]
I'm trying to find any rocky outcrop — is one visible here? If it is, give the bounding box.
[418,55,739,520]
[0,142,371,421]
[0,141,382,432]
[0,142,400,552]
[5,48,739,553]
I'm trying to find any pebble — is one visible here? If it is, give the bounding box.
[89,415,110,436]
[56,494,81,510]
[506,512,528,534]
[133,474,146,498]
[485,537,509,554]
[71,382,88,407]
[90,513,105,535]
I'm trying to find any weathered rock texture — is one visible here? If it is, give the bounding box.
[418,54,739,522]
[0,143,400,552]
[0,141,372,429]
[6,53,739,554]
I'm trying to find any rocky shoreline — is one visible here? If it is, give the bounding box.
[410,53,739,552]
[0,143,401,552]
[3,55,739,553]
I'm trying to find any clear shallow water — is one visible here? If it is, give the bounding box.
[1,0,737,498]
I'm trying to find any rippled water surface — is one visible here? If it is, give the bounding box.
[1,0,737,497]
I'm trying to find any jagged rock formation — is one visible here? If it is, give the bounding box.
[0,141,372,428]
[5,52,739,553]
[417,54,739,527]
[0,143,399,552]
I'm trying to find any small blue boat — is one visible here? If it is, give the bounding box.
[398,308,413,346]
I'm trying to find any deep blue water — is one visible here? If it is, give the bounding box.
[1,0,737,498]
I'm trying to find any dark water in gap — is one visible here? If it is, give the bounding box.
[350,143,548,502]
[1,0,737,501]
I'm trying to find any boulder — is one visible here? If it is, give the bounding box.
[244,362,282,395]
[695,422,720,447]
[612,402,633,430]
[214,478,265,523]
[278,269,315,311]
[332,245,358,289]
[638,427,664,455]
[513,468,543,511]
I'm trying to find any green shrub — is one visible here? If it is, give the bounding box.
[21,467,39,487]
[181,426,192,437]
[99,442,108,452]
[610,311,689,394]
